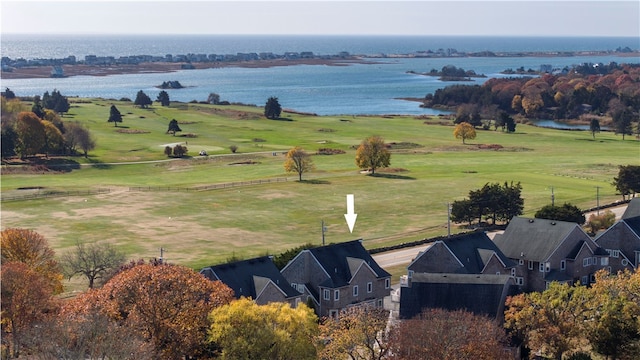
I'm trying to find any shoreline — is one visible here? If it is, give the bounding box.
[0,58,372,80]
[3,51,638,80]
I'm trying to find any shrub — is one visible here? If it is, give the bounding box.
[164,146,172,157]
[172,144,187,158]
[229,145,238,153]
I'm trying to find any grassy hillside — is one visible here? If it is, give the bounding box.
[1,98,637,270]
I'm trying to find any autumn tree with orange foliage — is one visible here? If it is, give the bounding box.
[72,262,234,359]
[388,308,511,360]
[1,228,64,294]
[1,262,58,358]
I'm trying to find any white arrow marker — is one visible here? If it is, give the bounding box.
[344,194,358,233]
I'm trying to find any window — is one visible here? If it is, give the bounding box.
[291,283,297,291]
[353,285,358,297]
[385,278,390,289]
[583,257,592,267]
[515,277,524,285]
[511,268,516,277]
[545,262,551,272]
[581,276,588,284]
[334,290,340,301]
[408,270,414,279]
[323,289,330,301]
[528,261,534,270]
[329,310,339,319]
[367,282,373,293]
[377,299,383,307]
[496,271,501,275]
[519,259,524,266]
[600,257,608,266]
[539,262,545,272]
[622,259,629,266]
[561,260,566,270]
[607,249,620,258]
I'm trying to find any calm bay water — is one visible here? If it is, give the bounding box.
[2,35,639,115]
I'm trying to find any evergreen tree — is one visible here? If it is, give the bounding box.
[108,105,123,127]
[156,91,170,107]
[264,96,282,119]
[535,203,585,224]
[134,90,152,109]
[167,119,182,136]
[3,87,16,99]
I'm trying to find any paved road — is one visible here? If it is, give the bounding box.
[372,204,629,269]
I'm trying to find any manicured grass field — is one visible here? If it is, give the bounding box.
[1,99,637,271]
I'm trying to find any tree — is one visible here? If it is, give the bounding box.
[1,262,58,359]
[586,210,616,234]
[3,87,16,99]
[355,135,391,175]
[64,121,95,157]
[389,308,510,360]
[164,145,172,157]
[535,203,586,224]
[30,96,45,118]
[450,198,477,226]
[42,119,64,155]
[589,118,601,139]
[108,104,123,127]
[167,118,182,136]
[284,146,315,181]
[453,121,476,144]
[504,282,592,360]
[83,263,234,359]
[1,228,64,294]
[586,270,640,360]
[15,111,45,158]
[208,297,318,360]
[264,96,282,119]
[156,90,170,106]
[612,107,634,140]
[61,240,127,289]
[173,144,187,157]
[451,182,523,226]
[319,306,391,359]
[612,165,640,200]
[207,92,221,104]
[1,125,17,158]
[134,90,152,108]
[318,306,391,360]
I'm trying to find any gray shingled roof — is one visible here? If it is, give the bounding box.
[200,256,299,299]
[493,217,579,262]
[399,273,517,320]
[308,240,391,288]
[622,198,640,219]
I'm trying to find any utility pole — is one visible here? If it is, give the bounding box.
[447,202,451,238]
[596,186,601,215]
[551,186,555,207]
[321,220,327,246]
[159,247,166,263]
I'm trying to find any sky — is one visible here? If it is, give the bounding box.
[1,0,639,37]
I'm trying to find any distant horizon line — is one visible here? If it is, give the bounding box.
[3,33,639,38]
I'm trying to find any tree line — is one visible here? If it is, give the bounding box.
[423,63,640,138]
[1,89,95,159]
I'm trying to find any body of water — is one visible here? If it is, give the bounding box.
[2,35,639,115]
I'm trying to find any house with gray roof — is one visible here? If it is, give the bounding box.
[200,256,302,307]
[493,217,609,292]
[595,199,640,273]
[280,240,391,318]
[398,231,517,321]
[407,231,516,277]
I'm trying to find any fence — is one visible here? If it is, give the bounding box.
[129,177,288,192]
[1,188,112,202]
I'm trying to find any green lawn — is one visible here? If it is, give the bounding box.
[1,99,637,270]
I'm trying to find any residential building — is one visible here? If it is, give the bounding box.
[398,231,517,321]
[493,217,609,292]
[280,240,391,318]
[595,199,640,273]
[200,256,302,307]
